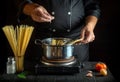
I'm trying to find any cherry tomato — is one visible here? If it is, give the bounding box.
[100,68,107,76]
[95,62,107,71]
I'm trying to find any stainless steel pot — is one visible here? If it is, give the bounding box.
[35,38,74,60]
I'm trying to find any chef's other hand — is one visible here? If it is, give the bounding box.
[79,16,97,44]
[23,3,55,23]
[80,25,95,44]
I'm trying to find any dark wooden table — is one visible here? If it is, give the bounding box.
[0,62,116,82]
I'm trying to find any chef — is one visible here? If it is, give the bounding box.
[14,0,101,62]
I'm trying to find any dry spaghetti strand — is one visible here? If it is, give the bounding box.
[2,25,34,72]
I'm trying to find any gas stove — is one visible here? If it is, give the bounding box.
[34,56,82,75]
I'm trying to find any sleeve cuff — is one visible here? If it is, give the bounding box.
[85,10,101,18]
[17,0,33,23]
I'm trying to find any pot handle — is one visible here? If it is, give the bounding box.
[34,39,42,45]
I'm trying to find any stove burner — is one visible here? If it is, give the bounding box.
[35,58,81,75]
[41,56,76,66]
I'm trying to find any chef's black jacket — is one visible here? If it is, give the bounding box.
[13,0,101,62]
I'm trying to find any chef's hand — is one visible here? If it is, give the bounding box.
[23,3,54,22]
[80,25,95,44]
[79,16,98,44]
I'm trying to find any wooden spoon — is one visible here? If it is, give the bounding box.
[66,39,82,45]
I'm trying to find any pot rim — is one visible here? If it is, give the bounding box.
[35,37,72,46]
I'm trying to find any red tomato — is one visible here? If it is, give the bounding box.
[95,62,107,71]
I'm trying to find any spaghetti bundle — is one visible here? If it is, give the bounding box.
[2,25,34,72]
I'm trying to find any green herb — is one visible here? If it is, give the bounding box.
[17,72,28,79]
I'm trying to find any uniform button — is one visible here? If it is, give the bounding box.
[67,29,70,32]
[52,29,56,32]
[52,11,55,15]
[68,12,71,15]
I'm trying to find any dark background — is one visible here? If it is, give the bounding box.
[90,0,119,80]
[0,0,119,80]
